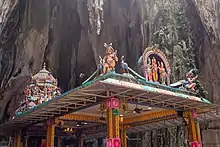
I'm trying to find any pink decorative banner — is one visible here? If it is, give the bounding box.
[106,138,121,147]
[192,110,198,119]
[106,98,120,109]
[190,142,202,147]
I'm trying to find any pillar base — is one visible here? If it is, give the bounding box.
[190,142,202,147]
[106,138,121,147]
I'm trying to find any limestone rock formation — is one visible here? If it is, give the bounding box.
[0,0,220,146]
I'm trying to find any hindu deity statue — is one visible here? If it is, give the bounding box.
[158,62,167,85]
[103,43,118,74]
[146,58,153,81]
[25,86,37,109]
[15,63,61,115]
[56,87,61,95]
[121,56,128,73]
[152,57,158,82]
[47,87,53,100]
[25,86,32,98]
[32,85,40,104]
[142,47,171,85]
[43,86,49,101]
[98,56,103,74]
[184,69,198,91]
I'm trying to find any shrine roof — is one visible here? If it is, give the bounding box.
[16,72,212,117]
[0,72,218,134]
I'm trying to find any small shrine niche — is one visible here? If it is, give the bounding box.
[15,63,61,115]
[142,47,171,85]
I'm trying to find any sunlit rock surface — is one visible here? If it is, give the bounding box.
[0,0,220,146]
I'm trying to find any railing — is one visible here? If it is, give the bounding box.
[0,141,9,147]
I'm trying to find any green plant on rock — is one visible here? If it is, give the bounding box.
[151,7,196,82]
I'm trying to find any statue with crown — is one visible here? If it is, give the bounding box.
[15,63,61,115]
[102,43,119,73]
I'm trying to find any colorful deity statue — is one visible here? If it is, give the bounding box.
[98,56,103,75]
[158,62,167,85]
[47,87,53,100]
[27,100,37,109]
[32,85,39,104]
[103,43,118,74]
[121,56,128,73]
[142,47,171,85]
[170,69,200,91]
[152,57,158,82]
[184,69,198,91]
[146,58,153,81]
[15,63,61,115]
[24,86,32,98]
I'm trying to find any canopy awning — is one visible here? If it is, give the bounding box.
[128,110,220,133]
[0,73,218,134]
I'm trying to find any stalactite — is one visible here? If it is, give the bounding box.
[88,0,104,35]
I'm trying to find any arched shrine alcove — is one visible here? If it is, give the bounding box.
[142,47,171,85]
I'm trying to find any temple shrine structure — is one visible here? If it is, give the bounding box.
[1,43,220,147]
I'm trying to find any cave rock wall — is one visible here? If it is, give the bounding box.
[0,0,220,146]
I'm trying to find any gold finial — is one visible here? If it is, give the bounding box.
[43,63,46,69]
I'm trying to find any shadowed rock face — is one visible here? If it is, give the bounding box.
[0,0,220,145]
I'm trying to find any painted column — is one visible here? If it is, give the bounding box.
[196,122,202,143]
[24,136,28,147]
[58,137,61,147]
[186,110,202,147]
[120,116,127,147]
[13,135,17,147]
[106,97,121,147]
[121,128,127,147]
[14,132,21,147]
[16,132,21,147]
[46,120,55,147]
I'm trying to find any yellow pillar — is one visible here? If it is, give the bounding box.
[120,116,127,147]
[13,136,17,147]
[46,122,55,147]
[16,133,21,147]
[196,122,202,143]
[14,132,21,147]
[115,115,120,138]
[188,112,197,142]
[121,128,127,147]
[107,108,113,138]
[25,136,28,147]
[106,97,121,146]
[185,111,202,147]
[106,99,120,138]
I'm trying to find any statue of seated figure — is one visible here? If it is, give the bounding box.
[103,43,118,74]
